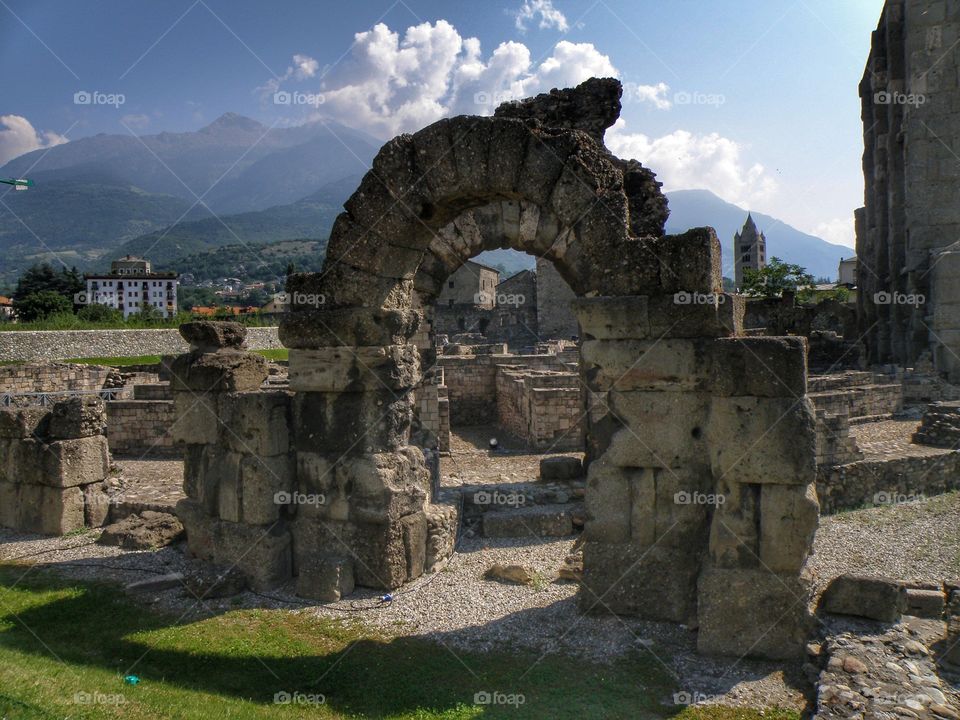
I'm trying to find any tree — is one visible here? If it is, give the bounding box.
[742,258,815,300]
[14,263,83,304]
[130,304,164,324]
[77,303,124,323]
[14,291,73,321]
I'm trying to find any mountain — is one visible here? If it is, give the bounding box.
[664,189,852,280]
[108,175,358,267]
[159,239,326,283]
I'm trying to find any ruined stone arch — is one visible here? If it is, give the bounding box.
[277,78,820,662]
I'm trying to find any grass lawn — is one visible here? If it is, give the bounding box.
[57,349,289,367]
[0,566,801,720]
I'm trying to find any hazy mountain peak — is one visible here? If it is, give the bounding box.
[200,112,265,134]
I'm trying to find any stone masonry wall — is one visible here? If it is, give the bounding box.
[106,399,178,457]
[496,367,582,451]
[0,363,114,394]
[0,327,282,363]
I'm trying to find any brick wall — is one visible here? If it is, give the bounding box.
[496,367,583,451]
[0,362,114,394]
[106,399,178,457]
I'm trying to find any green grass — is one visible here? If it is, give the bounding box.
[0,316,277,332]
[0,566,801,720]
[52,349,288,367]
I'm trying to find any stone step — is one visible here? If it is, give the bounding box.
[459,482,584,518]
[481,503,582,538]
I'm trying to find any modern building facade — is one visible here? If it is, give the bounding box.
[83,256,178,319]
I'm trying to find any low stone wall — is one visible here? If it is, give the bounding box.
[496,367,582,451]
[0,362,115,394]
[809,382,902,419]
[0,327,282,362]
[0,398,112,534]
[106,399,178,457]
[416,373,450,453]
[817,450,960,514]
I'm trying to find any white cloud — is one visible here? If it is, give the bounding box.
[606,120,777,209]
[121,113,150,130]
[0,115,68,166]
[514,0,569,33]
[812,216,856,248]
[257,52,322,99]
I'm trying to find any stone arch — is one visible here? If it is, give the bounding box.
[278,78,819,661]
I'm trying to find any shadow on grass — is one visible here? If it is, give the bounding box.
[0,564,685,719]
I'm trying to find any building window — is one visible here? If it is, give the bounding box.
[448,280,454,288]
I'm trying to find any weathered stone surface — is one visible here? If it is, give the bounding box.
[182,561,247,599]
[759,482,819,572]
[401,512,427,580]
[178,321,247,352]
[819,574,907,622]
[484,563,535,585]
[709,337,808,398]
[0,407,49,439]
[539,456,583,480]
[12,483,85,534]
[47,397,106,439]
[905,587,946,618]
[494,77,622,143]
[220,391,291,456]
[697,567,814,659]
[580,339,711,393]
[288,346,420,393]
[99,510,185,550]
[293,390,413,455]
[170,391,220,445]
[573,296,650,341]
[279,306,422,348]
[297,555,355,602]
[482,505,573,538]
[82,481,112,527]
[18,436,110,488]
[239,453,294,525]
[655,228,723,296]
[169,350,268,393]
[604,391,709,468]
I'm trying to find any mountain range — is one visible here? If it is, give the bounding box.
[0,112,853,286]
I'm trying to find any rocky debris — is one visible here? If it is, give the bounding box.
[812,619,957,720]
[99,511,184,550]
[182,561,247,599]
[178,321,247,352]
[296,556,355,602]
[555,546,583,583]
[0,406,49,438]
[913,401,960,448]
[48,396,107,439]
[484,564,535,585]
[539,456,583,481]
[820,574,907,622]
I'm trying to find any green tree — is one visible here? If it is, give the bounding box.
[77,303,124,323]
[129,304,164,324]
[742,257,815,300]
[14,291,73,321]
[14,263,84,304]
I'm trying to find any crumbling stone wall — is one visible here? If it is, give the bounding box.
[536,257,579,339]
[0,362,114,395]
[496,367,582,451]
[0,397,111,534]
[258,77,821,660]
[106,397,177,457]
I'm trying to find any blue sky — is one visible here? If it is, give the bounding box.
[0,0,885,247]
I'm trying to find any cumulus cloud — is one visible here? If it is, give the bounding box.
[514,0,569,33]
[257,52,322,99]
[813,216,856,248]
[606,120,777,208]
[0,115,68,166]
[270,20,630,138]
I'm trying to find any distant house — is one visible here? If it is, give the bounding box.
[83,256,178,319]
[0,296,13,320]
[191,305,259,317]
[838,256,857,287]
[436,260,500,309]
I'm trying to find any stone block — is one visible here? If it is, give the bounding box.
[169,350,268,393]
[604,391,710,468]
[179,321,247,352]
[905,587,946,618]
[47,397,106,439]
[655,227,723,296]
[0,480,17,528]
[580,339,711,392]
[818,574,907,622]
[296,555,355,602]
[646,294,741,338]
[16,484,85,535]
[288,345,420,393]
[401,512,427,580]
[20,436,110,489]
[335,450,430,525]
[293,390,413,455]
[0,407,49,439]
[220,391,291,456]
[482,506,573,538]
[240,453,294,525]
[573,296,650,341]
[171,392,220,445]
[82,481,111,527]
[709,337,808,398]
[697,567,814,660]
[708,480,760,569]
[707,396,816,485]
[539,456,583,480]
[278,306,422,348]
[98,510,184,550]
[759,483,819,572]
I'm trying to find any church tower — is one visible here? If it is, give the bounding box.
[734,213,767,289]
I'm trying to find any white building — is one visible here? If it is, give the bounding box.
[838,256,857,287]
[83,256,178,319]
